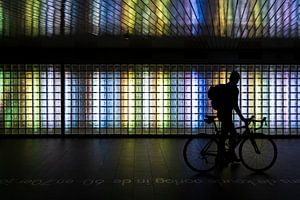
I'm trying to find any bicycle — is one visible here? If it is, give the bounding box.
[183,115,277,172]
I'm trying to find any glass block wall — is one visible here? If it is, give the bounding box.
[0,64,61,134]
[0,0,299,38]
[64,65,207,134]
[0,64,299,135]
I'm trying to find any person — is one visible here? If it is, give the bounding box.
[216,70,248,166]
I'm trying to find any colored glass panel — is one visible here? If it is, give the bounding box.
[0,1,3,34]
[25,0,40,36]
[122,0,138,33]
[0,0,299,38]
[0,65,61,134]
[0,64,300,135]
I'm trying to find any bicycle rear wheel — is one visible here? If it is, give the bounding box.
[183,138,218,172]
[239,137,277,172]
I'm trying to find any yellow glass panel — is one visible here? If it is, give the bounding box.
[122,0,138,33]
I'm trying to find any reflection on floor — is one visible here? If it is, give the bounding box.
[0,139,299,200]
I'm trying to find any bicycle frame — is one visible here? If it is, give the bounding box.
[204,115,267,153]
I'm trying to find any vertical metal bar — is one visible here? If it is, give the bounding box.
[98,65,100,134]
[46,66,49,134]
[190,65,192,135]
[32,65,34,134]
[9,65,11,134]
[18,65,21,135]
[275,65,277,135]
[268,64,270,135]
[39,65,41,134]
[61,64,65,136]
[0,65,3,133]
[260,65,263,133]
[106,64,108,135]
[25,64,27,134]
[113,65,115,135]
[288,65,291,135]
[297,65,299,135]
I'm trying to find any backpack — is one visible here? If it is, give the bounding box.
[207,84,225,110]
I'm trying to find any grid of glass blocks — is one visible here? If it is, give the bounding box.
[64,64,299,135]
[0,0,299,38]
[64,65,207,134]
[0,64,61,134]
[0,64,299,135]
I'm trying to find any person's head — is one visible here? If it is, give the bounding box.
[229,70,240,85]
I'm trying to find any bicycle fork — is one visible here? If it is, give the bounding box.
[249,138,261,154]
[200,140,215,164]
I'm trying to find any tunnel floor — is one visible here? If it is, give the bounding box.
[0,138,299,200]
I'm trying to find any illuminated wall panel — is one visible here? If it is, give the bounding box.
[3,0,63,36]
[0,1,3,35]
[25,0,40,36]
[122,0,137,33]
[0,64,300,135]
[91,0,100,35]
[190,0,204,35]
[0,0,300,38]
[60,64,300,135]
[62,64,210,134]
[140,0,152,35]
[0,65,61,134]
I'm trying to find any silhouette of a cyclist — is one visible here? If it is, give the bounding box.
[216,71,248,166]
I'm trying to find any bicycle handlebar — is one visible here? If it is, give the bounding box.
[247,116,267,130]
[238,116,267,131]
[204,115,267,131]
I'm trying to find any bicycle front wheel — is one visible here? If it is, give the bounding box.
[239,137,277,172]
[183,138,218,172]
